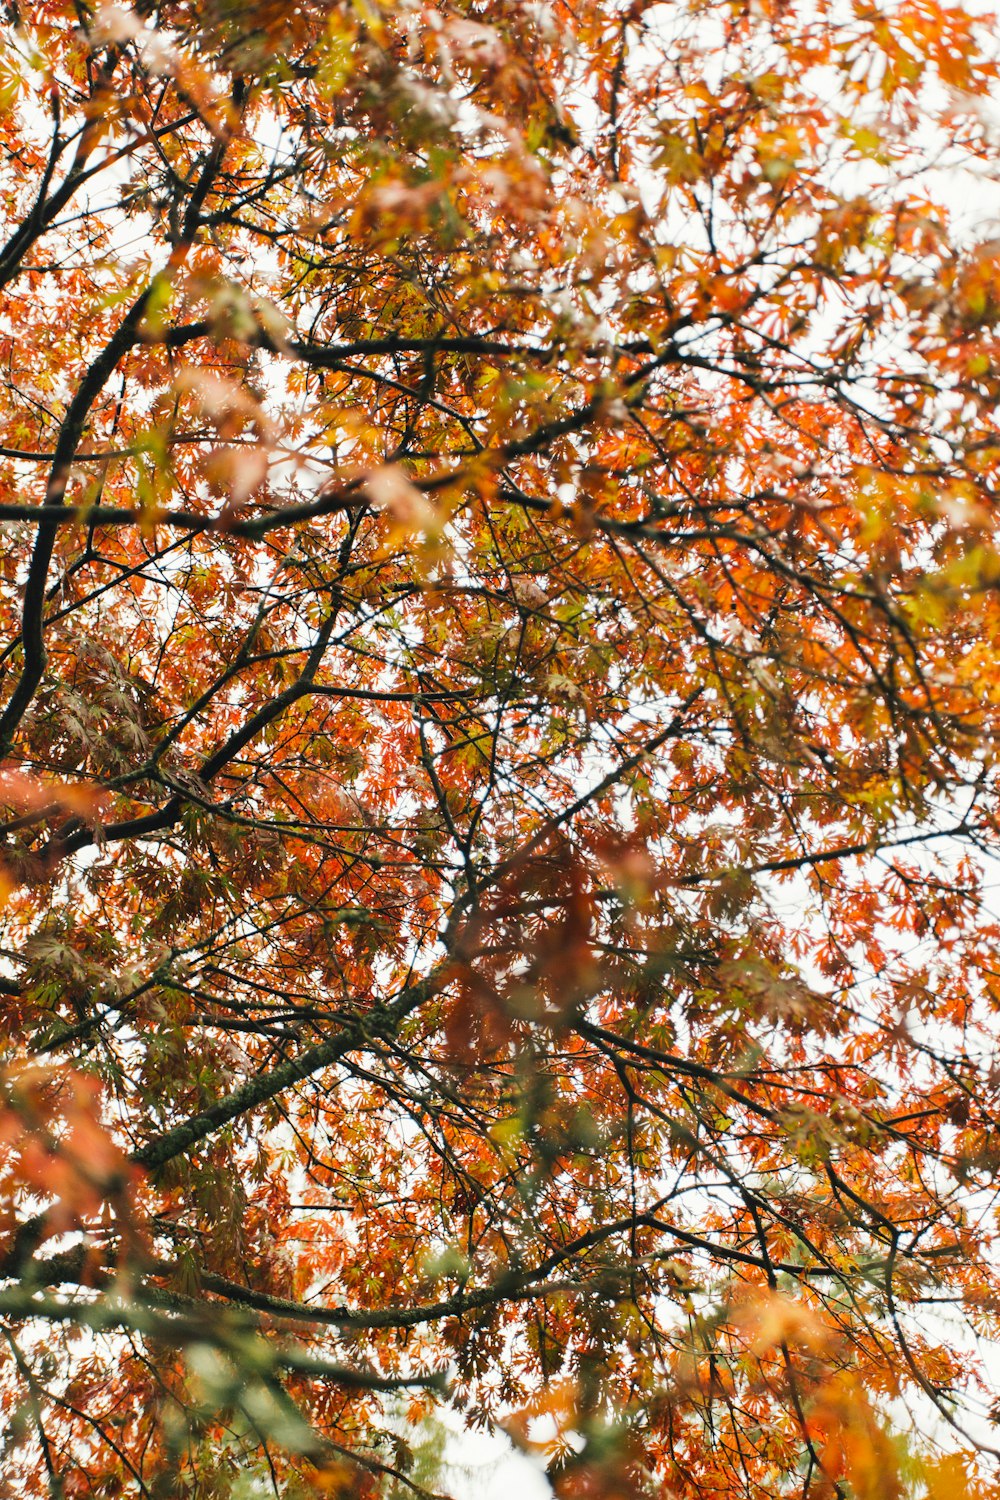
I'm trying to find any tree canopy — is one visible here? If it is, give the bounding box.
[3,0,1000,1495]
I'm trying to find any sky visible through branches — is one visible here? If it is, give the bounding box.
[6,3,1000,1499]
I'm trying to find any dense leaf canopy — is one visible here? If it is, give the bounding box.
[3,1,1000,1496]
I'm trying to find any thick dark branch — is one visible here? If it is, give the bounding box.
[0,283,162,757]
[0,1285,445,1391]
[132,970,440,1172]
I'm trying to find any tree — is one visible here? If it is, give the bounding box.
[2,0,1000,1494]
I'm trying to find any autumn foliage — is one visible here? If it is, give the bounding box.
[4,0,1000,1495]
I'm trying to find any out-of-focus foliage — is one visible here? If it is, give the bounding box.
[1,0,1000,1495]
